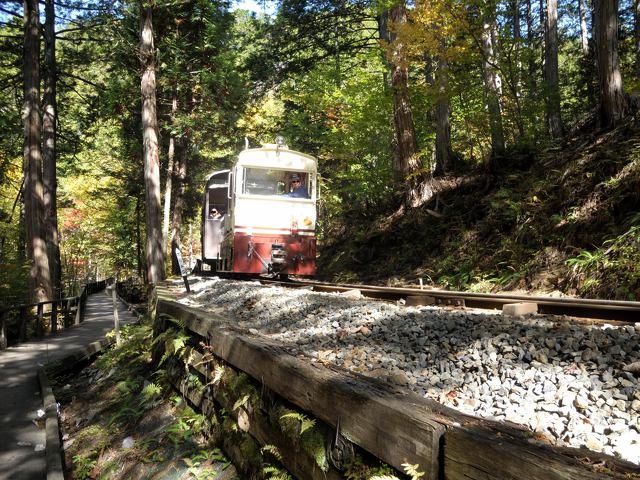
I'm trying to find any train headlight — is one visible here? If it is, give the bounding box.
[302,217,312,227]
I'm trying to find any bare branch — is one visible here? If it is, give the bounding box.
[56,21,105,35]
[0,73,21,92]
[59,80,91,103]
[55,36,103,42]
[0,6,21,18]
[59,71,102,88]
[52,0,111,12]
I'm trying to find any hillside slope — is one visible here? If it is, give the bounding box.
[319,116,640,300]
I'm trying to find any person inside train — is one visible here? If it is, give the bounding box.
[209,208,222,220]
[284,173,309,198]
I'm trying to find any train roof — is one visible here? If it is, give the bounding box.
[204,169,231,187]
[237,144,317,172]
[203,145,317,184]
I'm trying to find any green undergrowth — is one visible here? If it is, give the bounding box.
[319,116,640,300]
[53,322,237,480]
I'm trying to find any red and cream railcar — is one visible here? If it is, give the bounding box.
[200,142,318,276]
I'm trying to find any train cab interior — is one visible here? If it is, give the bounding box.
[242,168,312,199]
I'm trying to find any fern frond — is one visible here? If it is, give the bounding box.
[212,365,225,384]
[167,316,186,329]
[261,444,283,461]
[280,412,316,435]
[233,393,251,411]
[402,463,425,479]
[141,382,162,400]
[262,465,292,480]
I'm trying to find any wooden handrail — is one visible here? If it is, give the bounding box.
[0,278,112,350]
[0,297,78,315]
[0,279,111,314]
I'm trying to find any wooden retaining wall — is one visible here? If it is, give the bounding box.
[166,347,345,479]
[157,288,640,480]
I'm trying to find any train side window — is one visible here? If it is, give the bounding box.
[243,168,279,195]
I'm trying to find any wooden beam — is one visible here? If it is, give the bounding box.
[38,368,64,480]
[442,424,633,480]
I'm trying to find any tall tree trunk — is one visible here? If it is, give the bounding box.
[634,0,640,77]
[544,0,563,139]
[579,0,589,55]
[162,94,177,259]
[19,195,26,263]
[511,0,522,88]
[377,11,390,87]
[424,54,434,85]
[525,0,537,96]
[433,56,454,176]
[593,0,626,127]
[23,0,52,304]
[43,0,62,298]
[136,195,142,279]
[512,0,521,41]
[540,0,546,80]
[387,1,420,183]
[140,5,165,287]
[506,0,526,138]
[170,141,187,275]
[480,13,505,158]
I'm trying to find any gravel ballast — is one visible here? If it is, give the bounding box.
[172,277,640,465]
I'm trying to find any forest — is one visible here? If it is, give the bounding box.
[0,0,639,307]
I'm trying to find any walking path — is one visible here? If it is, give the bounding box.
[0,289,138,480]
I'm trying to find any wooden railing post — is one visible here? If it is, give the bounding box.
[19,306,27,342]
[0,310,6,350]
[65,297,72,328]
[112,284,120,344]
[80,290,87,322]
[74,296,81,325]
[51,301,58,335]
[36,303,44,337]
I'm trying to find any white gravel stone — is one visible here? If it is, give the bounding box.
[177,277,640,464]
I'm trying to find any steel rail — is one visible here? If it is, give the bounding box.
[256,278,640,322]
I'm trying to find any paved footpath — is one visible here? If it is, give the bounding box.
[0,289,138,480]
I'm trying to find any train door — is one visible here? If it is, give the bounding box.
[202,170,230,269]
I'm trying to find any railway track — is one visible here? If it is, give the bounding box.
[251,277,640,322]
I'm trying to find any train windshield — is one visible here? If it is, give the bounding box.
[242,168,311,198]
